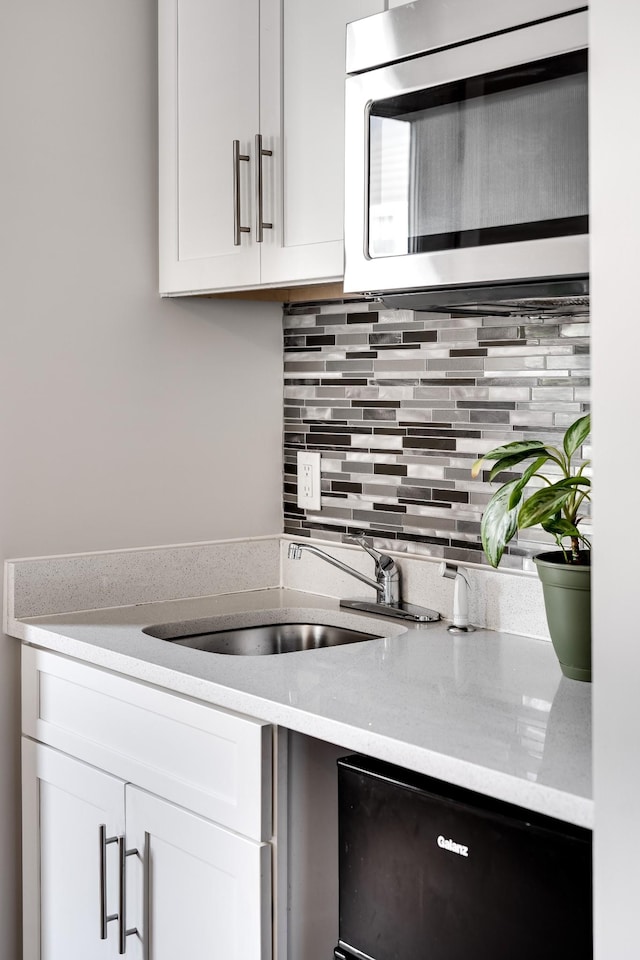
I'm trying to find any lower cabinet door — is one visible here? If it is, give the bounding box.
[22,739,126,960]
[124,785,272,960]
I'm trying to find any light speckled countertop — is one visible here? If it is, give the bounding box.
[11,587,592,828]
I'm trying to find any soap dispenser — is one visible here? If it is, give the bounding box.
[438,562,475,634]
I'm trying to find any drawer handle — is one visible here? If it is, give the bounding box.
[232,140,251,246]
[99,824,118,940]
[255,133,272,242]
[118,836,139,955]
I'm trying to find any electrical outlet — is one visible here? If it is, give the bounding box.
[297,451,321,511]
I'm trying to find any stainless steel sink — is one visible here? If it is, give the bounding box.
[142,606,407,655]
[160,621,381,656]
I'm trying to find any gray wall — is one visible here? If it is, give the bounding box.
[591,1,640,956]
[0,3,283,956]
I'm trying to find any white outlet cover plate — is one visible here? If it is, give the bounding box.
[297,451,321,511]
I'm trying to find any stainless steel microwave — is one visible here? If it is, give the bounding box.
[343,0,589,306]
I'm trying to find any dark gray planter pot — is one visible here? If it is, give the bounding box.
[534,551,591,682]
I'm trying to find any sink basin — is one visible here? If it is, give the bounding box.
[141,607,404,656]
[160,622,381,656]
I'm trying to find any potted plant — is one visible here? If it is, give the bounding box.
[471,414,592,681]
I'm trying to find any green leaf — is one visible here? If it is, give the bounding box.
[563,413,591,460]
[487,450,551,483]
[481,439,548,458]
[480,479,522,567]
[472,440,548,479]
[518,486,573,529]
[553,475,591,488]
[542,517,581,539]
[507,456,549,508]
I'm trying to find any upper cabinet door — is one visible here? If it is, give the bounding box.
[259,0,385,287]
[159,0,261,294]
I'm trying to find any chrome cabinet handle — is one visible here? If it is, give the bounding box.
[143,832,151,960]
[255,133,272,242]
[232,140,250,246]
[118,836,139,955]
[99,825,118,940]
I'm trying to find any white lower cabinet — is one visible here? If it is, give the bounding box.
[22,741,125,960]
[21,648,272,960]
[125,786,270,960]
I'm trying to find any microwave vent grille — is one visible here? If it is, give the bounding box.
[381,280,589,317]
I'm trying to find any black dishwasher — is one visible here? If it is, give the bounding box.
[335,755,592,960]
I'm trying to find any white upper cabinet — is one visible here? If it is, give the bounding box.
[159,0,261,294]
[159,0,384,296]
[259,0,384,287]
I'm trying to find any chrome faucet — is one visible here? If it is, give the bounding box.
[287,535,440,623]
[288,534,400,604]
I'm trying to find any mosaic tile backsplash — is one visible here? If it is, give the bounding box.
[283,301,591,571]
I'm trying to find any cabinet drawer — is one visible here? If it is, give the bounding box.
[22,646,271,841]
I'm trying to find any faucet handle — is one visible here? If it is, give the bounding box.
[344,532,384,564]
[345,534,399,586]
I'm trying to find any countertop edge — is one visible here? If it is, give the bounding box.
[17,620,594,830]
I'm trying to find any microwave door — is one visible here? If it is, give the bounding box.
[344,11,588,295]
[372,61,587,255]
